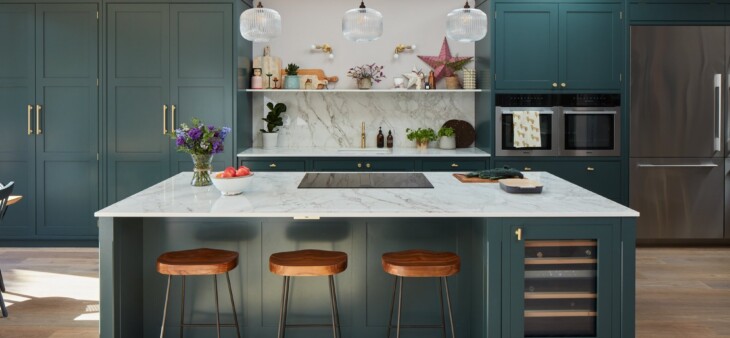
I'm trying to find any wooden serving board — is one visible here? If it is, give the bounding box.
[453,174,498,183]
[499,178,544,194]
[280,69,339,83]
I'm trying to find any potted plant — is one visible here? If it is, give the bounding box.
[438,126,456,149]
[284,63,300,89]
[347,63,386,89]
[406,127,437,150]
[171,118,232,186]
[261,102,286,149]
[445,57,473,90]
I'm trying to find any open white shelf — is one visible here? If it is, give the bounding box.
[243,89,486,93]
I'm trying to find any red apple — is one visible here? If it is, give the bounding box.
[236,167,250,177]
[224,166,236,177]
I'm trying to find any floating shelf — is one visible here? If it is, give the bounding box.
[242,89,486,93]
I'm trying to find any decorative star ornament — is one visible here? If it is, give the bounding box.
[418,37,473,82]
[403,67,425,89]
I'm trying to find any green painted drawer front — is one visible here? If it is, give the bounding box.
[422,158,488,171]
[495,3,559,90]
[241,159,305,172]
[313,159,415,172]
[629,3,724,22]
[494,160,621,202]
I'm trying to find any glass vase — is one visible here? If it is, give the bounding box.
[191,154,213,187]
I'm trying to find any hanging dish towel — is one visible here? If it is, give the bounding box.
[512,111,542,148]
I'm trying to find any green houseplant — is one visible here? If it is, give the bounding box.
[437,126,456,149]
[284,63,300,89]
[445,57,473,89]
[406,127,437,150]
[261,102,286,149]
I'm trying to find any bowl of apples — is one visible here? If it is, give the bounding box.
[211,166,254,196]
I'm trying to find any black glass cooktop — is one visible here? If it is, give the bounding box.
[298,173,434,189]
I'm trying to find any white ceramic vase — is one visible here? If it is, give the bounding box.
[439,136,456,149]
[262,132,278,149]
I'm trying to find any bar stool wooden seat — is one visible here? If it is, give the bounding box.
[381,250,461,338]
[157,248,241,338]
[270,249,348,338]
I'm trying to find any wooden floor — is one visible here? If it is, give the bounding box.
[0,247,727,337]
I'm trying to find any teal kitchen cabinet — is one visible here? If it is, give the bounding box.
[313,158,416,172]
[421,158,489,171]
[494,160,622,202]
[504,220,616,337]
[629,2,724,22]
[495,3,623,90]
[107,4,234,203]
[0,4,99,239]
[241,159,306,172]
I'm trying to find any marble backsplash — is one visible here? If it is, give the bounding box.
[251,92,475,149]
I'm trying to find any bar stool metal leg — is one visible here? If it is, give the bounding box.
[0,287,6,318]
[443,277,456,338]
[396,277,403,338]
[277,276,290,338]
[179,276,186,338]
[439,278,446,338]
[386,276,398,338]
[328,276,339,338]
[213,275,221,338]
[160,275,172,338]
[0,268,6,292]
[225,272,242,338]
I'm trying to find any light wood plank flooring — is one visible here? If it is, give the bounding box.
[0,247,727,337]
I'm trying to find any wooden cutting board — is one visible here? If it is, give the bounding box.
[453,174,498,183]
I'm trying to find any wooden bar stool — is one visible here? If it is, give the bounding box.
[157,248,241,338]
[269,249,348,338]
[381,250,461,338]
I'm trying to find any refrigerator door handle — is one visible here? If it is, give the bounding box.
[637,164,719,168]
[715,74,722,152]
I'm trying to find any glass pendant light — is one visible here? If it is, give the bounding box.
[342,1,383,43]
[240,2,281,43]
[446,1,487,43]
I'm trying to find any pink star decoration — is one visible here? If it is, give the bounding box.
[418,37,473,82]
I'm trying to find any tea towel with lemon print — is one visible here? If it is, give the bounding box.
[512,111,541,148]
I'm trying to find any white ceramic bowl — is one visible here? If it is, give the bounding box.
[211,172,254,196]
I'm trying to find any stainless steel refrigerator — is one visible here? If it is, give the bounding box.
[630,26,728,240]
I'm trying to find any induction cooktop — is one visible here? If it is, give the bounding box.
[298,173,434,189]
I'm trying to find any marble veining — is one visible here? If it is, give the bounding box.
[237,147,490,157]
[95,172,639,218]
[252,92,475,149]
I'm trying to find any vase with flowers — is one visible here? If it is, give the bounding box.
[172,118,231,186]
[347,63,386,89]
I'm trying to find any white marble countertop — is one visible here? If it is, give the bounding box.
[237,147,491,158]
[95,172,639,218]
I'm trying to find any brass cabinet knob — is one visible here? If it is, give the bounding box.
[451,163,459,168]
[269,163,277,168]
[524,167,532,171]
[552,83,558,88]
[366,163,371,168]
[357,163,362,168]
[561,83,567,88]
[587,166,595,171]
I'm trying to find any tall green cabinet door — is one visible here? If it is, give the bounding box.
[507,222,614,337]
[34,4,99,236]
[495,4,559,90]
[0,4,36,237]
[559,4,623,90]
[169,4,233,173]
[107,4,171,203]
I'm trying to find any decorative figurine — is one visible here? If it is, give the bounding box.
[403,67,425,89]
[251,68,263,89]
[304,78,314,90]
[418,37,473,82]
[273,77,279,89]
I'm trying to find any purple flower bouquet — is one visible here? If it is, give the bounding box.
[171,118,231,186]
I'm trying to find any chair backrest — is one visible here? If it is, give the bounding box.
[0,182,15,221]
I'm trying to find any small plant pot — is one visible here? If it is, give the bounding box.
[357,78,372,90]
[262,132,279,149]
[416,139,430,150]
[284,75,300,89]
[439,135,456,150]
[445,76,461,90]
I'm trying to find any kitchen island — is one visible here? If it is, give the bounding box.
[96,171,638,338]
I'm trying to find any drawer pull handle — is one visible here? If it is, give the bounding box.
[524,167,532,171]
[552,83,558,88]
[27,104,33,135]
[357,163,362,168]
[162,105,168,135]
[36,104,42,134]
[561,82,567,88]
[451,163,459,168]
[366,163,371,169]
[515,228,523,241]
[587,167,595,171]
[269,163,277,168]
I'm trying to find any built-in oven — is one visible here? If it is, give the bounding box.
[496,94,560,156]
[560,94,621,157]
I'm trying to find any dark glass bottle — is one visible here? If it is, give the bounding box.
[387,130,394,148]
[377,127,385,148]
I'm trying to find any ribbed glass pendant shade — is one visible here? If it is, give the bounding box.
[240,2,281,43]
[446,1,487,43]
[342,1,383,43]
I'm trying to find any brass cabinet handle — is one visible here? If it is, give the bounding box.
[357,162,362,168]
[27,105,33,135]
[552,83,558,88]
[451,163,459,168]
[561,83,567,88]
[269,163,277,168]
[35,104,42,134]
[515,228,523,241]
[524,167,532,171]
[171,104,176,131]
[163,105,168,135]
[366,163,371,168]
[587,166,595,171]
